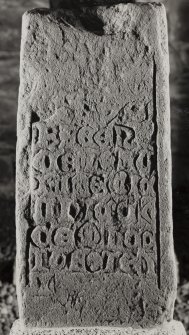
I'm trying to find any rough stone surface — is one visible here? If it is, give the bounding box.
[10,320,187,335]
[0,0,49,280]
[16,3,176,329]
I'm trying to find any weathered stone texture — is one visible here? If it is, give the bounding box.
[16,3,176,329]
[10,320,187,335]
[0,0,49,280]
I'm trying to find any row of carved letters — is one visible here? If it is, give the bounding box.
[31,196,156,226]
[29,247,156,275]
[31,173,156,201]
[32,123,137,150]
[32,149,154,178]
[30,224,155,251]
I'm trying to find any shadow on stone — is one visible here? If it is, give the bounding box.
[0,196,16,283]
[50,0,136,9]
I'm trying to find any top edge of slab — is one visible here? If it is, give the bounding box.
[50,0,164,10]
[21,2,166,38]
[24,2,165,17]
[20,3,167,40]
[22,3,166,36]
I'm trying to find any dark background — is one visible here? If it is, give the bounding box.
[0,0,189,333]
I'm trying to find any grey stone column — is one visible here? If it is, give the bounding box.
[10,2,186,335]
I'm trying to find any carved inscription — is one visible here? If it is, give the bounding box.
[15,4,177,327]
[28,102,159,292]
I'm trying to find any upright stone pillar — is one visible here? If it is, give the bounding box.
[11,3,186,335]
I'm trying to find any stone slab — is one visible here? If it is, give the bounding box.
[17,3,176,329]
[10,320,186,335]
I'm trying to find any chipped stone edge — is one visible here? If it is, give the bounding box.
[10,320,186,335]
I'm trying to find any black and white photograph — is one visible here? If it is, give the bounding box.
[0,1,189,335]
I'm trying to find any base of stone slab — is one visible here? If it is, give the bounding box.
[10,320,186,335]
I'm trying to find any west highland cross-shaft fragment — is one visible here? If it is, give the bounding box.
[10,3,186,335]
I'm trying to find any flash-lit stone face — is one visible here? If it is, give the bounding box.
[16,4,176,329]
